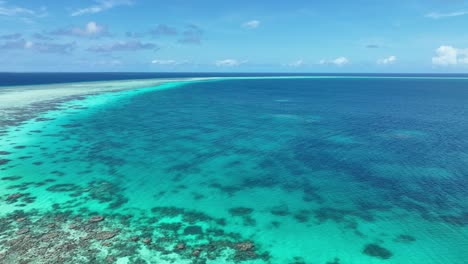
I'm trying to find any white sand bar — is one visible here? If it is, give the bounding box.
[0,77,216,128]
[0,77,213,109]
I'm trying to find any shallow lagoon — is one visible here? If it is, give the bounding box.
[1,77,467,263]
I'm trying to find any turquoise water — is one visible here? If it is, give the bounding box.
[1,77,467,263]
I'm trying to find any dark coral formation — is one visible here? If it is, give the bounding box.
[394,234,416,243]
[270,205,290,216]
[228,207,256,227]
[362,243,393,259]
[229,207,254,216]
[4,192,36,206]
[1,176,22,181]
[0,159,11,166]
[46,184,80,192]
[326,257,341,264]
[0,206,271,263]
[87,180,128,209]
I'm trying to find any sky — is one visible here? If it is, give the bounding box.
[0,0,468,72]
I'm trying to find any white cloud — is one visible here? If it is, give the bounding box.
[83,21,104,35]
[432,45,468,66]
[377,55,397,65]
[0,1,47,19]
[24,40,33,49]
[242,20,260,29]
[151,59,189,66]
[288,59,305,67]
[52,21,109,37]
[320,57,349,66]
[215,59,246,67]
[96,59,122,66]
[71,0,133,16]
[0,38,76,54]
[76,58,123,67]
[87,40,157,52]
[426,11,468,19]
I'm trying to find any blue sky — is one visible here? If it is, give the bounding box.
[1,0,468,72]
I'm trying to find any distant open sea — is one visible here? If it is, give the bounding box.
[0,73,467,263]
[2,72,468,86]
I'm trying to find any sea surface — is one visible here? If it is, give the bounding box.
[0,74,467,263]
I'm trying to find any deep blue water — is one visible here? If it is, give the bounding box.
[2,72,468,86]
[0,76,467,263]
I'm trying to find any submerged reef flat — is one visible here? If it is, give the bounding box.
[0,77,213,131]
[1,77,468,263]
[0,208,269,264]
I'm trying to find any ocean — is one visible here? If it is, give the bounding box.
[0,74,467,263]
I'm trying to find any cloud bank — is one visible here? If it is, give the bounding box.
[151,59,189,66]
[0,1,47,18]
[51,22,110,38]
[426,11,468,19]
[215,59,246,66]
[377,55,396,65]
[320,57,349,66]
[71,0,133,16]
[242,20,260,29]
[0,39,76,54]
[178,24,203,44]
[88,40,158,52]
[432,45,468,66]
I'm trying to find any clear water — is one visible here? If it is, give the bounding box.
[0,77,467,263]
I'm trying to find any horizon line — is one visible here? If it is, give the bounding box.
[1,72,468,75]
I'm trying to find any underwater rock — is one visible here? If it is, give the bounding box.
[184,225,203,235]
[16,228,30,235]
[41,232,60,241]
[7,193,24,200]
[69,224,79,230]
[95,231,118,240]
[236,241,255,251]
[363,243,393,259]
[192,249,202,257]
[175,242,186,250]
[0,151,11,155]
[88,216,105,223]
